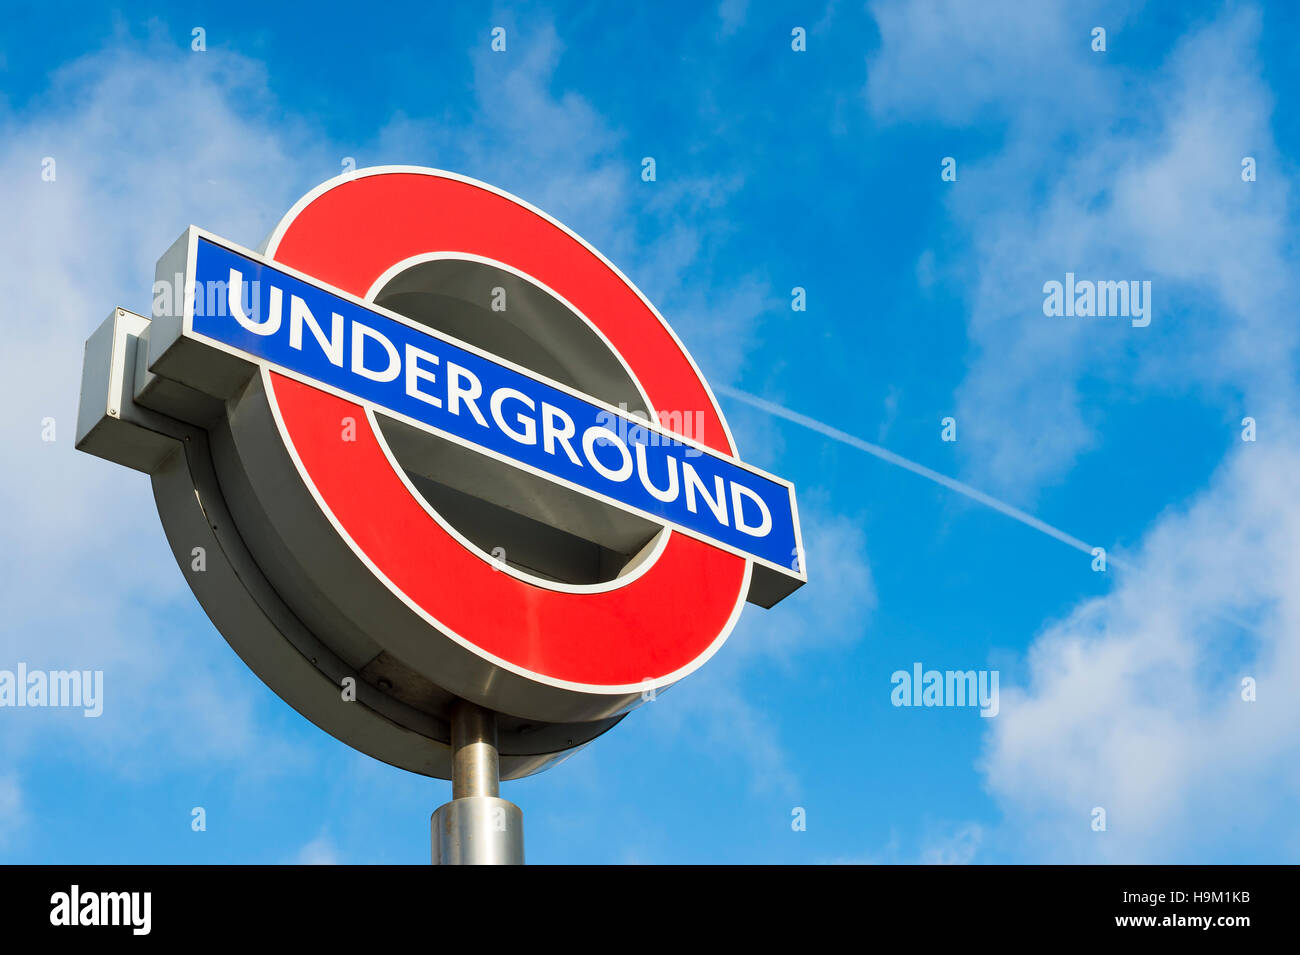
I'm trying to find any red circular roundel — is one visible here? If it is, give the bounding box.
[259,168,750,715]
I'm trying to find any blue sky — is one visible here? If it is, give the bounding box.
[2,0,1299,863]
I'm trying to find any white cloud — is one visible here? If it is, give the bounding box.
[866,0,1125,128]
[718,0,750,38]
[918,822,984,864]
[983,439,1300,861]
[869,2,1300,860]
[829,820,986,864]
[294,834,341,865]
[0,34,330,775]
[0,775,26,848]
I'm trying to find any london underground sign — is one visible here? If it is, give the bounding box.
[174,231,800,578]
[76,167,805,856]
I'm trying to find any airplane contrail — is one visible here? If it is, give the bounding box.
[711,389,1286,636]
[714,385,1103,559]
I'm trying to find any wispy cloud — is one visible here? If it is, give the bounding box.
[871,1,1295,495]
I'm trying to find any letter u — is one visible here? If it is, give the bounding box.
[229,268,281,335]
[636,443,679,502]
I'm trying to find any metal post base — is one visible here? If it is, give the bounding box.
[431,700,524,864]
[431,797,524,864]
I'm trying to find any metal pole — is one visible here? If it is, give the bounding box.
[431,700,525,864]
